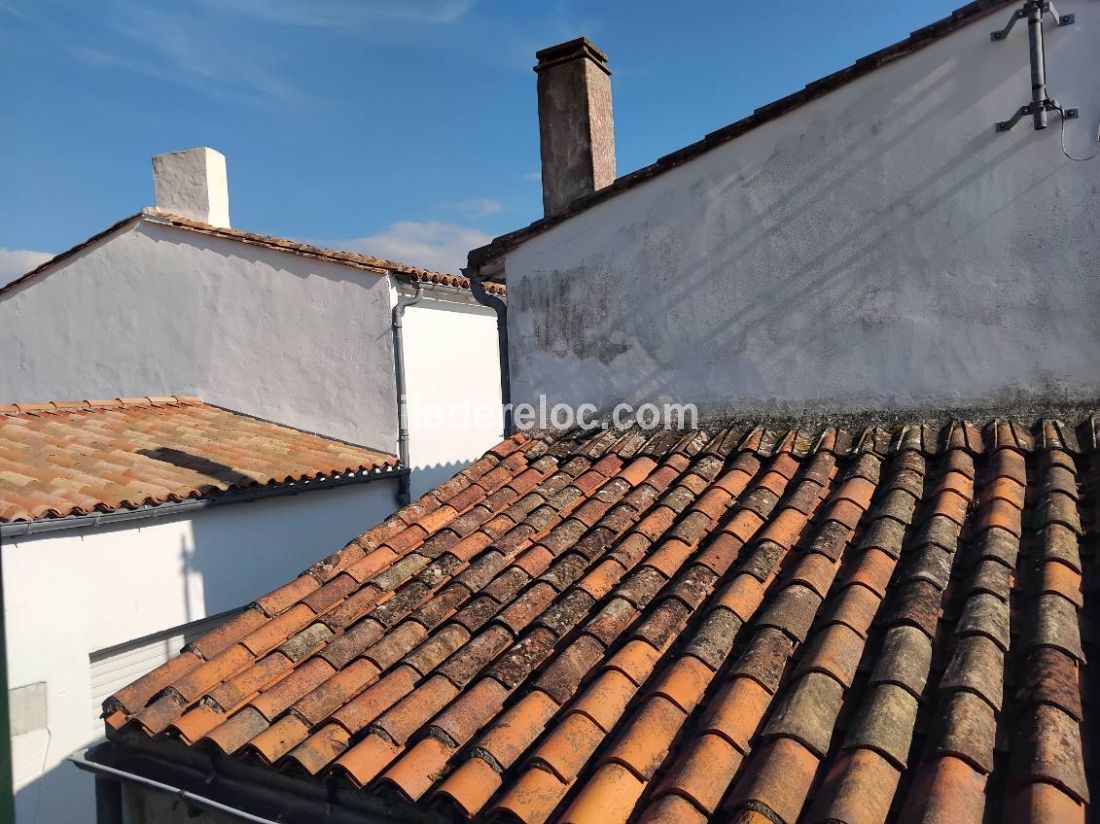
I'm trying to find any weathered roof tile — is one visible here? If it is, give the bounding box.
[99,420,1099,822]
[0,397,397,523]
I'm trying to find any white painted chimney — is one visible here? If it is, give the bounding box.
[151,147,231,228]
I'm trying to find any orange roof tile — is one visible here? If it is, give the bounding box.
[0,397,396,523]
[98,417,1099,821]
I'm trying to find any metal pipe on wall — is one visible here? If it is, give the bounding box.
[463,272,512,435]
[1027,0,1048,129]
[391,282,425,506]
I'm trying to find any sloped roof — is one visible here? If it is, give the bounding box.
[0,209,505,298]
[101,418,1095,822]
[0,396,397,523]
[467,0,1017,276]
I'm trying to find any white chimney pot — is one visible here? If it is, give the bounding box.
[151,147,231,228]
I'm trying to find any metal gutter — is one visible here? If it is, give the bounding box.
[464,269,513,435]
[391,282,425,507]
[0,468,407,539]
[71,743,445,824]
[70,752,280,824]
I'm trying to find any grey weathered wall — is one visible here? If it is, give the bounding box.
[0,221,398,451]
[504,0,1100,418]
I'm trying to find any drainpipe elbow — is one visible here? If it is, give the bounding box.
[463,268,512,436]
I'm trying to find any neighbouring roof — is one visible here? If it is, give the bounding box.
[467,0,1016,276]
[0,396,397,523]
[101,418,1096,822]
[0,209,506,298]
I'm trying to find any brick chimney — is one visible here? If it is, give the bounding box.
[151,147,231,228]
[535,38,616,218]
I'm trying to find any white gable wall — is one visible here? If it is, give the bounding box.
[503,0,1100,417]
[0,221,398,452]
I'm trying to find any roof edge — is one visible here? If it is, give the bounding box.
[0,395,203,416]
[0,212,142,297]
[140,210,506,294]
[467,0,1015,276]
[1,466,407,536]
[0,210,505,299]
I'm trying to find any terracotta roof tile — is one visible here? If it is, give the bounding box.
[100,419,1099,822]
[0,397,396,523]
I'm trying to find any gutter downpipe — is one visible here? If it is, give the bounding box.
[463,270,512,436]
[0,536,13,824]
[391,282,424,506]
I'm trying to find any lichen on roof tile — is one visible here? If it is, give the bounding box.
[98,416,1097,822]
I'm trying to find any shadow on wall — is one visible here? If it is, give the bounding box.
[16,758,79,824]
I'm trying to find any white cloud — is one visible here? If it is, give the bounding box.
[456,197,503,218]
[334,221,491,274]
[0,248,53,287]
[523,171,541,182]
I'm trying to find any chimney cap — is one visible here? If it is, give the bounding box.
[534,37,610,75]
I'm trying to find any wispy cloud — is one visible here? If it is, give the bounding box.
[103,4,304,109]
[0,248,53,287]
[10,0,307,110]
[334,221,491,274]
[456,197,503,218]
[523,171,541,182]
[204,0,475,28]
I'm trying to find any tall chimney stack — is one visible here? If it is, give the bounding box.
[151,147,231,228]
[534,38,615,218]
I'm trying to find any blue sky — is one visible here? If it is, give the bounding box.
[1,0,963,280]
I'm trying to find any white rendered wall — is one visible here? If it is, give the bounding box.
[504,0,1100,417]
[0,221,397,452]
[402,295,503,498]
[2,479,395,824]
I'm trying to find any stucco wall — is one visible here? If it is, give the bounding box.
[0,221,398,452]
[504,0,1100,417]
[3,479,395,824]
[402,295,503,498]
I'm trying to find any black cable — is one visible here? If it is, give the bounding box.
[1057,106,1100,162]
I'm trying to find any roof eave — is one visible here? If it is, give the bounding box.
[0,466,406,539]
